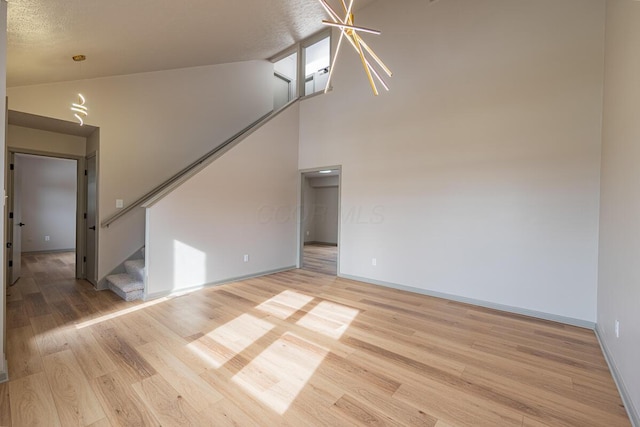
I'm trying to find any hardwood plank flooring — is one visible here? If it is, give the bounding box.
[302,243,337,275]
[1,251,631,426]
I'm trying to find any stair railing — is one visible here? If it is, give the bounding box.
[101,98,299,228]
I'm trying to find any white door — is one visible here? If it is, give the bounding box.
[11,155,23,284]
[86,154,97,285]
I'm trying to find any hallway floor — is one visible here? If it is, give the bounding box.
[302,243,337,276]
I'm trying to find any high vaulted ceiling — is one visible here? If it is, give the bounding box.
[7,0,374,87]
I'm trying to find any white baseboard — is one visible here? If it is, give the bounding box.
[595,326,639,427]
[339,273,596,329]
[144,265,297,301]
[0,356,8,383]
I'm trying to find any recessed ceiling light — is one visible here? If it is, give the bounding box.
[319,170,332,174]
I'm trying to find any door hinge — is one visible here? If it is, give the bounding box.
[83,256,87,262]
[8,260,12,267]
[6,242,12,249]
[85,169,88,176]
[84,212,87,219]
[9,163,14,171]
[9,212,13,219]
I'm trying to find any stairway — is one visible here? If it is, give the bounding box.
[106,249,145,301]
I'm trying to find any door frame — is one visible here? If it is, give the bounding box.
[298,165,342,274]
[5,148,87,279]
[85,151,98,286]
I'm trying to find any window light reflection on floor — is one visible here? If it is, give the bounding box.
[255,290,314,319]
[232,332,329,414]
[187,313,275,368]
[186,290,360,414]
[74,297,169,329]
[296,300,359,339]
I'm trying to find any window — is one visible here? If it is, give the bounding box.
[303,36,331,96]
[271,30,332,108]
[273,52,298,110]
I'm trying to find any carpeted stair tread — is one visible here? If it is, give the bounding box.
[106,273,144,293]
[124,259,145,282]
[109,284,144,302]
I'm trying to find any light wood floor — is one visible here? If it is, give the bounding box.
[1,252,631,426]
[302,244,337,276]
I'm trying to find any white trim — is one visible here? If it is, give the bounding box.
[143,266,297,301]
[339,273,596,329]
[595,326,639,427]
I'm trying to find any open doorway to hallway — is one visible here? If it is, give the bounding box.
[300,168,340,275]
[5,110,100,287]
[8,154,78,287]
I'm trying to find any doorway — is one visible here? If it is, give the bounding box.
[5,110,100,287]
[5,149,92,285]
[7,153,80,285]
[299,167,341,275]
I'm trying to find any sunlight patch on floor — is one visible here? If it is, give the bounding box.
[187,314,274,368]
[74,297,169,329]
[232,332,328,414]
[255,290,314,319]
[185,290,360,413]
[296,300,359,339]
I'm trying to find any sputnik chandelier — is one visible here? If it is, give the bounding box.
[70,55,89,126]
[317,0,392,95]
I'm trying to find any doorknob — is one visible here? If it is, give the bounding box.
[18,222,25,227]
[89,226,96,230]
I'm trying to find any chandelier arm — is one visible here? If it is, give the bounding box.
[366,60,389,91]
[324,27,349,93]
[340,0,349,14]
[353,33,393,77]
[345,0,355,24]
[354,37,378,95]
[318,0,344,24]
[321,21,381,35]
[342,32,387,91]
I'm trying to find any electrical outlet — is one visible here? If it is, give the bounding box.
[243,254,249,263]
[372,258,377,266]
[615,320,620,338]
[116,199,124,209]
[44,235,50,241]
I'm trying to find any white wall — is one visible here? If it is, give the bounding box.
[8,60,273,281]
[145,104,300,298]
[313,186,339,245]
[299,0,605,323]
[597,0,640,423]
[17,155,77,252]
[8,125,86,157]
[0,0,7,383]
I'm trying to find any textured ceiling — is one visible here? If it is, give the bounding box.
[7,0,374,87]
